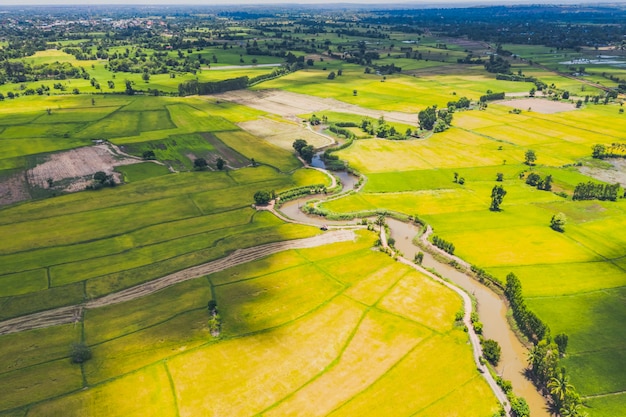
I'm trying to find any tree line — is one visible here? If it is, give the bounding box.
[572,182,621,201]
[178,76,248,96]
[431,235,455,255]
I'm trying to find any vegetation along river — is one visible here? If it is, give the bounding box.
[278,165,550,417]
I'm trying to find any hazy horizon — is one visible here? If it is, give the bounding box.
[3,0,626,6]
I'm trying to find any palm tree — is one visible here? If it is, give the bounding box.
[375,212,386,228]
[548,368,575,408]
[560,401,587,417]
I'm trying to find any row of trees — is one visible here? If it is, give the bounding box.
[572,182,621,201]
[505,273,550,342]
[525,172,553,191]
[431,234,455,255]
[178,76,249,96]
[591,143,626,159]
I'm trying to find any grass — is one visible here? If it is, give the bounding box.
[115,162,171,183]
[2,233,498,416]
[215,130,301,172]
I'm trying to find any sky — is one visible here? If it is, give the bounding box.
[3,0,624,5]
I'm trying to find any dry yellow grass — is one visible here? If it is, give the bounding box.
[168,296,364,417]
[263,309,430,417]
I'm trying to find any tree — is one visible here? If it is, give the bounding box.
[70,342,92,364]
[489,185,507,211]
[216,157,225,170]
[510,396,530,417]
[193,158,208,170]
[554,333,569,355]
[124,79,134,95]
[591,144,606,159]
[481,339,502,366]
[496,172,504,182]
[548,368,575,408]
[353,89,358,96]
[418,106,437,130]
[253,190,272,205]
[207,300,218,314]
[562,91,570,99]
[524,149,537,166]
[142,72,150,82]
[300,145,314,164]
[327,71,336,80]
[292,139,307,154]
[142,150,156,160]
[550,212,567,232]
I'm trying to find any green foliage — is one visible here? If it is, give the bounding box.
[489,185,507,211]
[524,149,537,166]
[572,181,621,201]
[253,190,272,205]
[550,212,567,232]
[193,157,208,170]
[554,333,569,355]
[418,106,437,130]
[178,76,248,96]
[479,91,505,102]
[70,342,92,364]
[509,396,530,417]
[431,235,455,255]
[481,339,502,366]
[505,273,549,342]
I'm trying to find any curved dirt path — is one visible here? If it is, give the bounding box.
[0,230,356,336]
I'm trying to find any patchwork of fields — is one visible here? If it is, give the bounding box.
[1,30,625,417]
[321,97,626,415]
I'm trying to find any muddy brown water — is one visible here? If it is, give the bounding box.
[386,218,550,417]
[278,179,550,416]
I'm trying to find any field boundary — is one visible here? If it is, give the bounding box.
[0,230,356,336]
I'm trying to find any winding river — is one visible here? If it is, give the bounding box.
[279,163,550,417]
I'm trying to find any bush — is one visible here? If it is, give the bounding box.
[253,190,272,205]
[70,342,92,364]
[481,339,502,366]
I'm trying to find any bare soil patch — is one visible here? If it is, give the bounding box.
[26,143,144,193]
[0,173,30,206]
[238,117,332,150]
[215,89,418,126]
[579,159,626,187]
[497,98,577,114]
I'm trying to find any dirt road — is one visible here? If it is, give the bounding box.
[0,230,356,336]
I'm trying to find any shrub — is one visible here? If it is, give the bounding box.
[70,342,92,364]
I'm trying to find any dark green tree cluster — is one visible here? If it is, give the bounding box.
[484,55,511,74]
[207,300,221,336]
[292,139,314,163]
[489,185,507,211]
[253,190,273,205]
[431,235,455,255]
[178,76,248,96]
[87,171,116,190]
[505,273,549,342]
[550,212,567,232]
[481,339,501,366]
[572,182,621,201]
[479,91,505,102]
[70,342,92,364]
[418,105,453,131]
[525,173,552,191]
[446,96,470,109]
[591,142,626,159]
[529,345,584,416]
